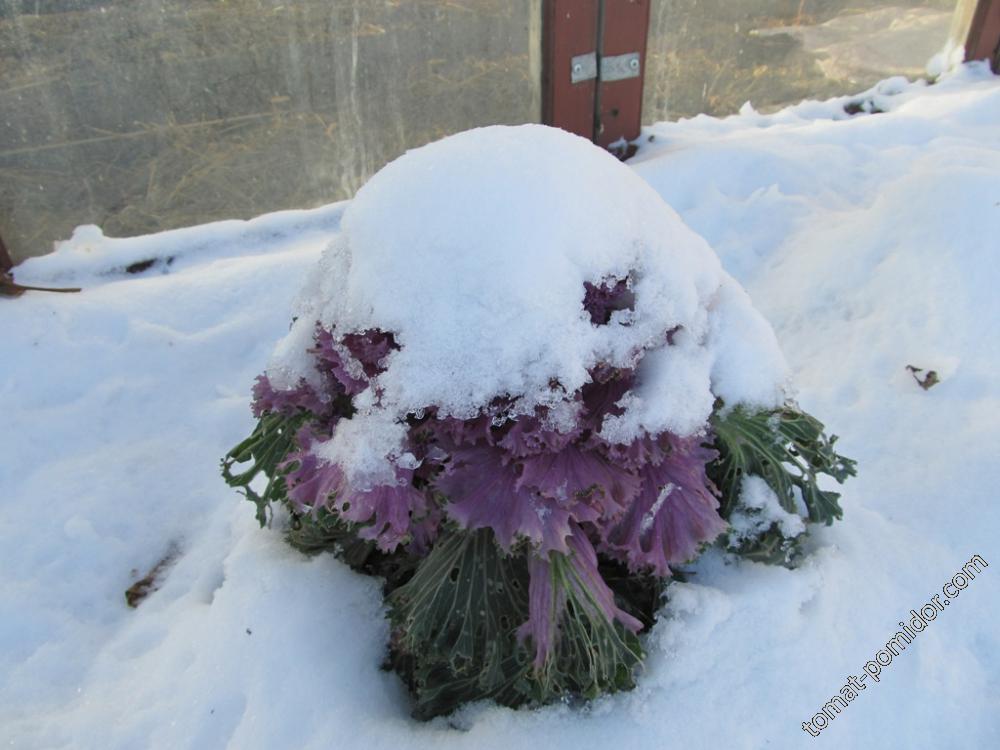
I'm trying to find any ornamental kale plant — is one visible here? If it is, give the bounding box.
[222,125,855,719]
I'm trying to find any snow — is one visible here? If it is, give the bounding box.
[3,63,1000,749]
[728,475,806,542]
[270,124,787,487]
[640,484,676,535]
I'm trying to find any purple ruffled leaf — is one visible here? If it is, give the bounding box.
[601,435,726,576]
[518,525,641,671]
[341,328,398,379]
[426,413,494,449]
[337,470,433,552]
[405,505,443,557]
[251,374,327,418]
[564,526,642,633]
[437,445,597,554]
[496,414,580,459]
[517,553,565,670]
[310,327,369,396]
[283,429,433,551]
[308,325,399,398]
[517,444,639,520]
[583,278,634,325]
[580,368,634,431]
[590,433,668,473]
[282,435,346,514]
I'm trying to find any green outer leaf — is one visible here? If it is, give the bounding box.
[286,508,370,559]
[388,529,645,719]
[391,530,529,678]
[389,530,533,718]
[289,508,422,590]
[710,405,857,526]
[221,411,307,525]
[533,552,645,701]
[727,522,803,567]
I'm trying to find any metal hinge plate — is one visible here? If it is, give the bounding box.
[570,52,597,83]
[571,51,641,84]
[600,52,641,82]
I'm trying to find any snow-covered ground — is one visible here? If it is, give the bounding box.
[3,64,999,749]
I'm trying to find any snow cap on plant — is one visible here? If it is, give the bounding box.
[265,123,790,487]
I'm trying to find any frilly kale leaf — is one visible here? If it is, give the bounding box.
[389,530,532,718]
[388,529,645,719]
[710,405,857,526]
[221,412,306,526]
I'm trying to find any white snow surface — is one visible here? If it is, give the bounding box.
[728,475,807,542]
[3,64,1000,749]
[273,124,788,485]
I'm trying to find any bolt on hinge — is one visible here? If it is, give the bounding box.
[570,52,597,83]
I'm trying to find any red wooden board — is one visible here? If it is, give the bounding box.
[543,0,600,140]
[966,0,1000,72]
[0,235,12,273]
[596,0,651,149]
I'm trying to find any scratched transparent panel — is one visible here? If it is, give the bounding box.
[642,0,956,123]
[0,0,542,262]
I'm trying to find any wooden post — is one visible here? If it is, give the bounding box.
[595,0,651,151]
[965,0,1000,71]
[0,234,12,273]
[543,0,651,154]
[543,0,600,141]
